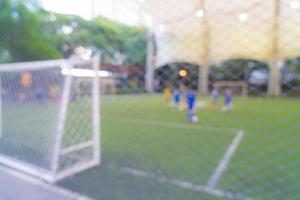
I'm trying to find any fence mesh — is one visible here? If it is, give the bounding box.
[0,60,99,182]
[0,68,63,170]
[1,0,300,199]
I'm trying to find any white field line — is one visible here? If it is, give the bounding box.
[207,130,245,189]
[104,117,239,133]
[0,165,92,200]
[121,166,256,200]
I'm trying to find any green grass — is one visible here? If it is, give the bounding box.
[0,99,93,170]
[57,95,300,200]
[0,102,60,169]
[1,95,299,199]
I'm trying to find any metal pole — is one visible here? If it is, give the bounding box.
[138,1,155,93]
[198,0,210,95]
[113,0,117,21]
[268,0,282,96]
[91,0,95,19]
[145,29,155,93]
[0,76,2,138]
[92,52,101,164]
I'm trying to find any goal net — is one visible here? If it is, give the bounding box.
[213,81,248,96]
[0,57,100,182]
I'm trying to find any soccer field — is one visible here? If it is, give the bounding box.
[55,95,300,200]
[7,95,298,200]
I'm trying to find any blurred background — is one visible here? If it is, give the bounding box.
[0,0,300,200]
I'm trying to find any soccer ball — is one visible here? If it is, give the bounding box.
[191,115,198,123]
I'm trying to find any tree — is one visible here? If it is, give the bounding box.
[0,0,146,65]
[38,11,146,66]
[0,0,61,62]
[210,59,269,82]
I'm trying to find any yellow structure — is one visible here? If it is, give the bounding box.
[141,0,300,95]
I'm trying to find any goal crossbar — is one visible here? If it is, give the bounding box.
[0,59,93,72]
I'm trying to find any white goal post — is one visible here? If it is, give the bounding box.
[0,55,101,182]
[214,81,248,96]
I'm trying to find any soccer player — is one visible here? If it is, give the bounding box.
[178,84,187,111]
[222,88,234,112]
[210,87,219,109]
[163,82,172,103]
[185,86,198,123]
[49,84,59,102]
[172,86,181,107]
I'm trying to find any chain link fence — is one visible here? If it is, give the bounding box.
[0,59,100,182]
[59,1,300,200]
[0,0,300,199]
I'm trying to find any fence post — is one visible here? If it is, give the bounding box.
[198,0,210,95]
[146,30,155,93]
[268,0,282,97]
[268,62,282,96]
[92,52,101,164]
[199,66,209,95]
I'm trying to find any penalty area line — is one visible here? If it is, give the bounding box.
[207,130,245,190]
[120,166,256,200]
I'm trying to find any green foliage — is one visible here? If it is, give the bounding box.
[0,0,61,62]
[0,0,146,65]
[284,57,300,73]
[282,57,300,94]
[39,11,147,66]
[210,59,269,81]
[155,63,199,90]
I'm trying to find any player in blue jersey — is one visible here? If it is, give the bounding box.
[222,88,234,112]
[185,86,198,123]
[172,86,181,107]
